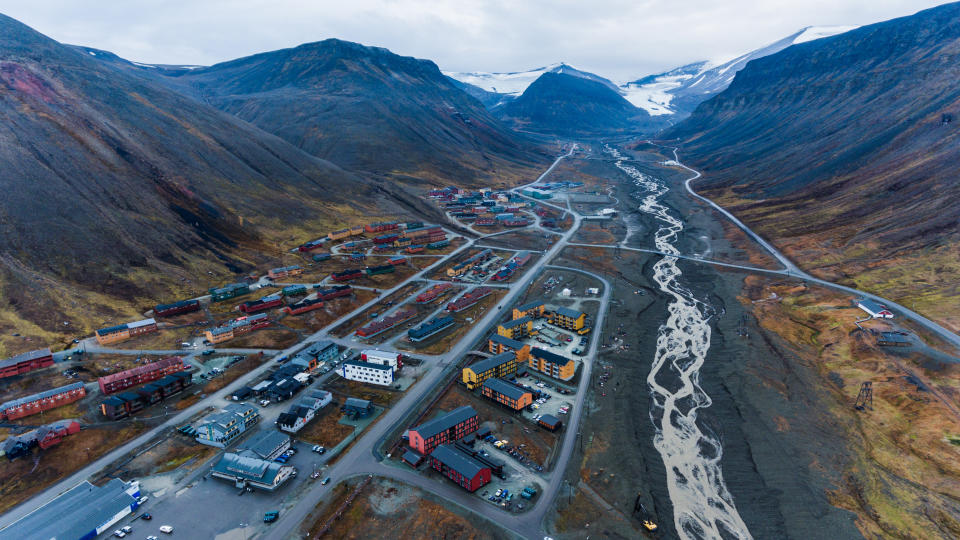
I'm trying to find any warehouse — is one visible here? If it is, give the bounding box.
[267,265,303,279]
[95,318,158,345]
[429,444,491,492]
[408,405,479,455]
[0,382,87,421]
[340,359,394,386]
[512,300,545,320]
[237,430,291,460]
[497,316,532,340]
[0,348,53,379]
[550,307,586,331]
[195,403,261,448]
[481,378,533,411]
[98,356,189,395]
[1,478,141,540]
[462,352,518,390]
[154,299,201,317]
[211,452,295,491]
[529,347,576,381]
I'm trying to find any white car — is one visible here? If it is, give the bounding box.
[113,531,125,538]
[137,496,148,504]
[159,525,174,534]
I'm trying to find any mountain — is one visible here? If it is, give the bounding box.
[444,62,621,102]
[0,15,405,352]
[495,72,655,135]
[666,3,960,331]
[622,26,857,116]
[159,39,545,185]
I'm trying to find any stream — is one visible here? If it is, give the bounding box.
[607,146,752,540]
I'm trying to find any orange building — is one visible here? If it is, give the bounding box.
[528,347,575,381]
[481,378,533,411]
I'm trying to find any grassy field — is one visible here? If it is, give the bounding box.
[742,276,960,539]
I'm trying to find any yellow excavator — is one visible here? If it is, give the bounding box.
[636,501,658,533]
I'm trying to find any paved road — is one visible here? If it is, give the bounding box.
[656,143,960,350]
[261,146,582,540]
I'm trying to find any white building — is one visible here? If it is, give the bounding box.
[341,359,394,386]
[858,300,894,319]
[360,349,402,370]
[276,390,332,433]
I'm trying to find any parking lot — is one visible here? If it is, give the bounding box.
[130,437,335,539]
[514,374,574,421]
[465,438,545,513]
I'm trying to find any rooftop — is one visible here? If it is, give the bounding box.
[531,347,572,366]
[2,478,138,540]
[555,306,584,319]
[482,378,530,401]
[412,405,478,440]
[500,316,531,329]
[344,359,392,371]
[516,300,545,312]
[238,430,290,459]
[489,334,525,350]
[467,352,516,374]
[213,452,287,484]
[430,444,487,479]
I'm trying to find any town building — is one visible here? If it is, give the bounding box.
[512,300,545,320]
[497,316,532,340]
[408,405,479,455]
[1,419,81,459]
[858,299,894,319]
[99,372,193,419]
[340,359,394,386]
[237,430,292,461]
[267,265,303,279]
[343,397,374,418]
[461,352,518,390]
[550,307,586,331]
[98,356,189,395]
[539,414,563,431]
[1,478,141,540]
[529,347,576,381]
[210,282,250,302]
[0,382,87,421]
[95,318,158,345]
[154,299,201,317]
[429,444,491,492]
[276,390,332,433]
[204,313,271,344]
[481,378,534,411]
[360,349,403,370]
[211,452,295,491]
[0,348,53,379]
[290,341,338,373]
[195,403,261,448]
[487,335,531,359]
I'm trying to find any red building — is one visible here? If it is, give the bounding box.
[331,269,364,282]
[365,222,399,233]
[408,405,479,455]
[154,299,201,317]
[0,382,87,420]
[98,357,189,395]
[429,444,491,492]
[316,285,352,300]
[0,348,54,379]
[283,297,324,315]
[238,296,283,314]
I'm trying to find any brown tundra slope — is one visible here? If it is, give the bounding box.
[666,2,960,332]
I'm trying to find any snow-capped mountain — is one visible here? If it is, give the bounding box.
[444,62,620,99]
[621,25,859,117]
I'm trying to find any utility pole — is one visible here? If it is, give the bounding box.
[855,381,874,411]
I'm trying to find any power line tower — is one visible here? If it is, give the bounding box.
[855,381,874,411]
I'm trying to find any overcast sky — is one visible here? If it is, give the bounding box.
[0,0,951,80]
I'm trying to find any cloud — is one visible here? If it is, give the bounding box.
[0,0,950,80]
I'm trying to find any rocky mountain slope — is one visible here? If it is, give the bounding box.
[0,15,476,354]
[160,39,545,185]
[622,26,857,116]
[495,72,658,135]
[667,2,960,331]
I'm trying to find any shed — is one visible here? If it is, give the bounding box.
[539,414,562,432]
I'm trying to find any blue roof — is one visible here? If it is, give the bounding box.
[467,352,516,375]
[482,378,529,401]
[500,316,531,329]
[413,405,477,440]
[489,334,525,349]
[531,347,572,366]
[555,306,584,319]
[430,444,487,479]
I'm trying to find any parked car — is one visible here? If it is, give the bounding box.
[138,496,149,505]
[321,477,331,485]
[264,511,279,523]
[159,526,174,534]
[112,530,126,538]
[141,513,153,521]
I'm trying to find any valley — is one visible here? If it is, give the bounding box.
[2,5,960,540]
